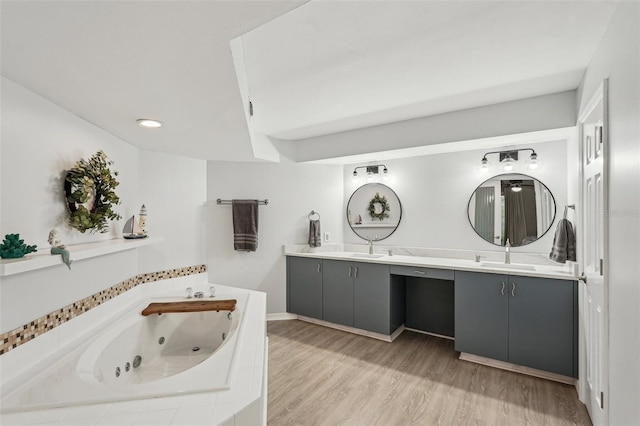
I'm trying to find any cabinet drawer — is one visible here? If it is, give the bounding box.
[389,265,454,280]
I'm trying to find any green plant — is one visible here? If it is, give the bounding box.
[368,192,390,221]
[64,150,121,233]
[0,234,37,259]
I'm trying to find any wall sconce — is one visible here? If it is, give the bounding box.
[479,148,539,172]
[352,164,389,182]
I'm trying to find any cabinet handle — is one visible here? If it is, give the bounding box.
[414,270,426,275]
[511,282,516,297]
[317,263,321,273]
[501,281,505,296]
[354,267,358,278]
[348,266,352,277]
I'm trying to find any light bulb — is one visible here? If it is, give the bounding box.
[502,156,515,172]
[366,171,374,181]
[480,158,490,172]
[527,153,539,170]
[382,168,389,181]
[511,184,522,192]
[352,170,359,181]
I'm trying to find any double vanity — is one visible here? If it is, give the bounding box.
[285,249,578,383]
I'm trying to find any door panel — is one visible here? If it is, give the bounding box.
[322,260,354,326]
[454,271,508,362]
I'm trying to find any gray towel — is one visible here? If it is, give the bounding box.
[309,219,321,248]
[232,200,258,252]
[549,218,576,263]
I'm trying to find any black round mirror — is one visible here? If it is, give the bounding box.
[467,174,556,247]
[347,183,402,241]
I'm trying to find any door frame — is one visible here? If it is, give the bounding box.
[577,79,609,424]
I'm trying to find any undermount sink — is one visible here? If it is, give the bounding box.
[351,253,386,259]
[479,261,536,271]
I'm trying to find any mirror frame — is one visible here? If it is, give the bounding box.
[466,173,557,247]
[347,183,402,242]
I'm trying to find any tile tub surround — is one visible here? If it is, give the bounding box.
[0,264,207,355]
[284,245,576,280]
[0,284,268,426]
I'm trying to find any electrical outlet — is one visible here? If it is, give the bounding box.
[323,232,331,242]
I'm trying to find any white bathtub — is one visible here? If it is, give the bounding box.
[1,293,248,413]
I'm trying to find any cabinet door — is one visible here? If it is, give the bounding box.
[353,262,391,334]
[287,257,323,319]
[508,276,575,376]
[454,271,509,362]
[322,260,354,326]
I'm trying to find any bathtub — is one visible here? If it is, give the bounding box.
[1,293,248,413]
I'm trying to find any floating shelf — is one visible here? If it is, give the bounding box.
[0,236,163,277]
[351,224,397,228]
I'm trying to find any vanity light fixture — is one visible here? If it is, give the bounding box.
[352,164,389,183]
[479,148,539,172]
[136,118,164,128]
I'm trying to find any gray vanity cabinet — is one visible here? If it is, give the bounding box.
[353,262,398,335]
[508,275,576,377]
[454,271,509,362]
[455,271,577,377]
[287,257,323,319]
[322,260,355,327]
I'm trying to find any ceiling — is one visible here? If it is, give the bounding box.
[1,1,616,162]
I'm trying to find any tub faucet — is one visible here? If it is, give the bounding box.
[194,291,204,299]
[505,239,511,264]
[367,238,374,254]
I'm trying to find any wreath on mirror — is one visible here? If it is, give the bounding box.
[64,150,121,233]
[368,192,390,221]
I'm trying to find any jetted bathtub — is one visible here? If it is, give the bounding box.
[1,293,248,412]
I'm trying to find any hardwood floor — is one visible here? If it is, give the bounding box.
[267,320,591,426]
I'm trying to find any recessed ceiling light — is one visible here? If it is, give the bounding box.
[136,118,163,128]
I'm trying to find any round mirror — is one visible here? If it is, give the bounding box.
[467,174,556,247]
[347,183,402,241]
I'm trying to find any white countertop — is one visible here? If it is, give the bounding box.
[284,248,577,280]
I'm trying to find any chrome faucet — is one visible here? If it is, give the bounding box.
[194,291,204,299]
[505,239,511,264]
[367,238,374,254]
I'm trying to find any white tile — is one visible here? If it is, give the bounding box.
[103,400,146,416]
[0,411,30,426]
[59,416,98,425]
[62,404,110,420]
[132,409,176,426]
[23,408,68,424]
[179,392,217,408]
[141,396,183,411]
[95,413,136,426]
[170,405,214,426]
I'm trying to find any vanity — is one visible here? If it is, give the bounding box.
[285,251,577,382]
[286,171,578,383]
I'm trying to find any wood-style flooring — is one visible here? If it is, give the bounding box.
[267,320,591,426]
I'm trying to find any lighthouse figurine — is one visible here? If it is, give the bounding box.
[138,205,147,235]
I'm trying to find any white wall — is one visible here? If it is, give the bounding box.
[343,139,568,254]
[0,77,206,333]
[137,150,206,273]
[292,91,576,162]
[206,158,343,314]
[577,3,640,424]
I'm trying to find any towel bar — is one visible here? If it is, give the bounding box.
[308,210,321,220]
[563,204,575,219]
[216,199,268,205]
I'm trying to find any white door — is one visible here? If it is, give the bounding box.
[578,80,608,425]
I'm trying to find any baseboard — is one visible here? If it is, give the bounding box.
[296,315,404,342]
[405,327,455,341]
[266,313,298,321]
[459,352,577,385]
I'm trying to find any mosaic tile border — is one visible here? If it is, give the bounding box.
[0,264,207,355]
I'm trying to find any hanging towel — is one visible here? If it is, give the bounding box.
[549,218,576,263]
[309,219,321,248]
[232,200,259,252]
